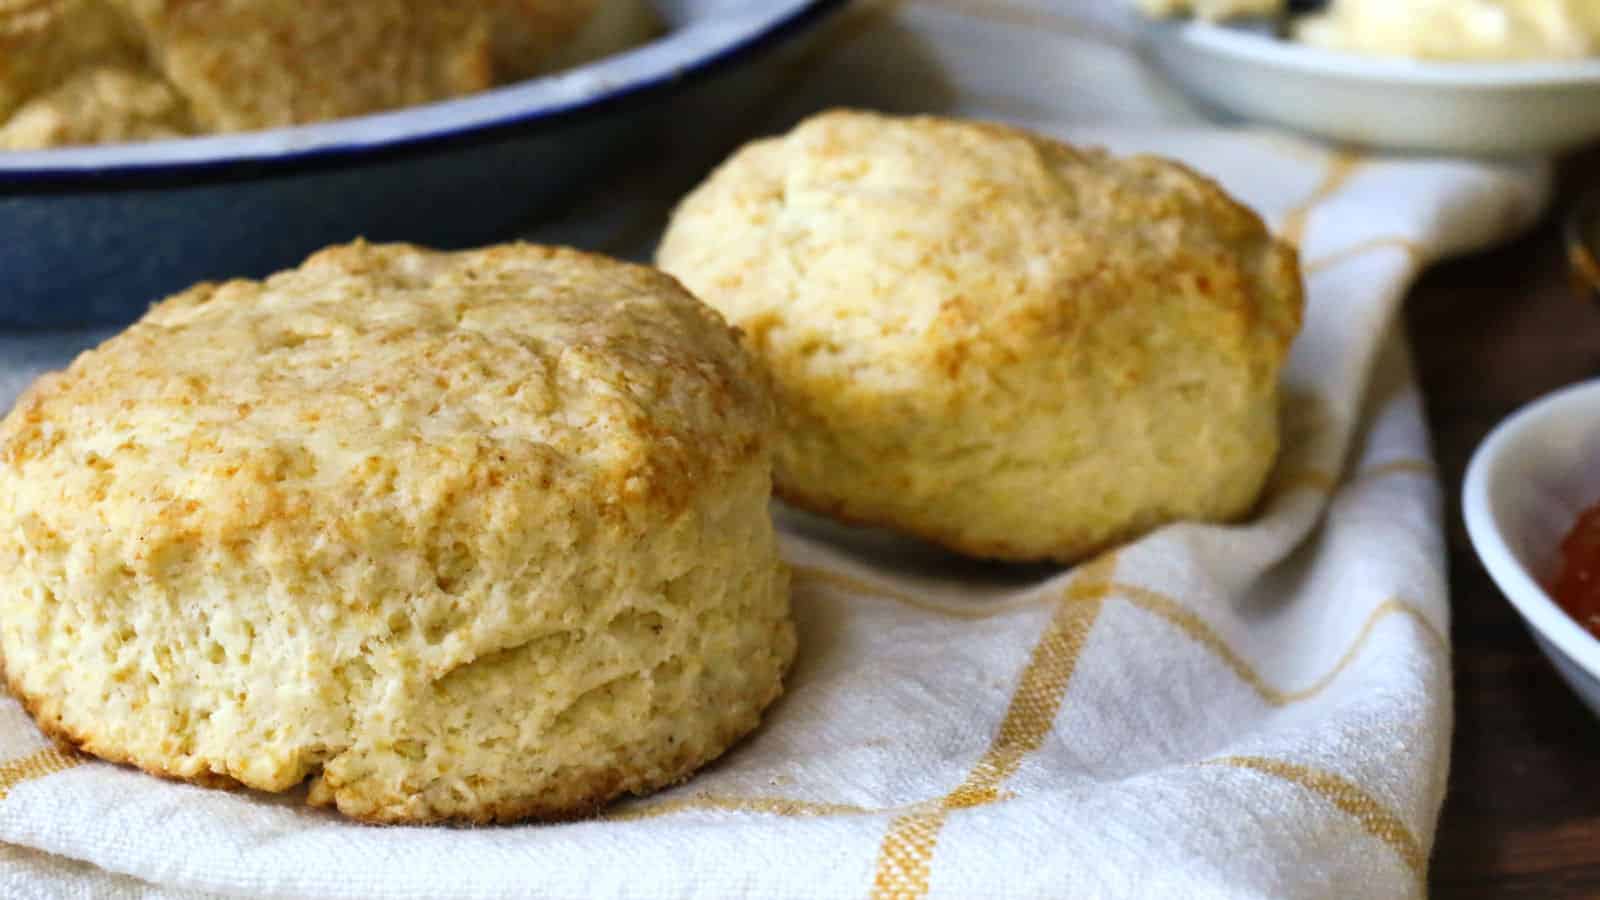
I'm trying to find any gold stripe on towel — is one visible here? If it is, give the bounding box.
[1305,236,1424,275]
[869,555,1113,899]
[1281,152,1365,248]
[0,747,84,800]
[1121,590,1445,706]
[1204,755,1428,883]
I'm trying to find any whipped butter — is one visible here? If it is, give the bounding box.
[1140,0,1600,61]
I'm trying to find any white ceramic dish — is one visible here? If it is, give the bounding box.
[1464,379,1600,717]
[1143,20,1600,156]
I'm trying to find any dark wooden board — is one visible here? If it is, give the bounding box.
[1413,150,1600,898]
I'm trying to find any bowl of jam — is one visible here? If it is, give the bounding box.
[1465,379,1600,716]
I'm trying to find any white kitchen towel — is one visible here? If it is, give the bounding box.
[0,1,1552,897]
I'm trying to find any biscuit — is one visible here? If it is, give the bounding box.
[0,0,144,123]
[0,64,189,150]
[0,0,656,147]
[657,110,1303,563]
[0,241,795,824]
[108,0,496,134]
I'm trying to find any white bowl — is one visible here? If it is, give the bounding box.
[1143,20,1600,156]
[1464,379,1600,717]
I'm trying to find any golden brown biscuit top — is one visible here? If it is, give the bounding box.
[0,242,771,547]
[658,109,1302,383]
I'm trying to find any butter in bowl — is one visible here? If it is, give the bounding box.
[1135,0,1600,156]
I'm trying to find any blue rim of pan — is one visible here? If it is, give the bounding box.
[0,0,847,194]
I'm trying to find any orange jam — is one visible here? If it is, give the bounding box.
[1553,503,1600,639]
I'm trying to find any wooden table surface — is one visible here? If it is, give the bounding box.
[1413,149,1600,897]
